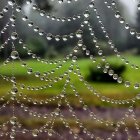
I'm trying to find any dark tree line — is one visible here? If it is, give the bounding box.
[1,0,140,58]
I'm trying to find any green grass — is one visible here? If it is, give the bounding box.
[0,55,140,107]
[107,55,140,82]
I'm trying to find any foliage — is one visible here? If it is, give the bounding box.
[16,0,52,11]
[0,56,140,107]
[35,0,52,11]
[86,63,126,83]
[25,37,47,57]
[45,45,58,59]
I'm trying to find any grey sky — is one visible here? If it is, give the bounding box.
[23,0,139,25]
[119,0,138,24]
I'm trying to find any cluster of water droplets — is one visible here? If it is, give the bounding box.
[0,0,140,139]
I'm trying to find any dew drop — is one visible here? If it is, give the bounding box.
[10,132,15,139]
[115,11,120,18]
[0,12,4,19]
[76,30,83,38]
[27,68,33,74]
[26,0,32,4]
[11,51,19,59]
[72,56,77,63]
[48,130,53,136]
[134,83,139,89]
[11,32,18,40]
[83,10,90,18]
[58,0,63,4]
[11,87,18,95]
[138,4,140,10]
[46,33,53,40]
[125,81,130,88]
[8,0,15,6]
[136,33,140,39]
[16,6,21,12]
[32,129,39,137]
[10,117,17,125]
[10,15,16,22]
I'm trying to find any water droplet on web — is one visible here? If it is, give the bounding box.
[48,129,53,136]
[117,77,122,83]
[73,46,78,53]
[67,0,72,3]
[11,76,16,83]
[111,1,116,6]
[125,23,130,30]
[130,29,135,35]
[98,50,103,55]
[11,87,18,95]
[0,12,4,19]
[8,0,15,6]
[11,32,18,40]
[16,6,21,12]
[58,0,63,4]
[40,10,45,16]
[11,51,19,59]
[28,21,33,27]
[77,40,83,47]
[136,33,140,39]
[27,68,33,74]
[83,10,90,18]
[34,26,39,32]
[76,30,83,38]
[138,4,140,10]
[10,117,17,125]
[72,56,77,63]
[55,35,60,41]
[136,94,140,99]
[35,71,40,77]
[10,132,15,139]
[46,33,53,40]
[89,2,94,8]
[26,0,32,4]
[125,81,130,88]
[22,15,28,21]
[119,17,125,24]
[31,3,36,9]
[10,15,16,22]
[134,83,139,89]
[115,11,120,18]
[32,129,39,137]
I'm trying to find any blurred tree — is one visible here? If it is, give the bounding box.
[16,0,52,11]
[126,9,140,54]
[26,37,47,57]
[136,10,140,54]
[0,0,136,58]
[34,0,52,11]
[94,0,128,51]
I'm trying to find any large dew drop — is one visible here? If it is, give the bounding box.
[11,32,18,40]
[11,51,19,59]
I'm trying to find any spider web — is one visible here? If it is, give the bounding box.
[0,0,140,139]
